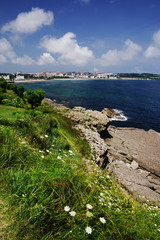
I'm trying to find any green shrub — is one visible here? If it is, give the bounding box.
[0,78,7,91]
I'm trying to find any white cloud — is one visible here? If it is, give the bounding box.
[12,55,35,65]
[0,38,16,61]
[144,30,160,58]
[40,32,94,66]
[0,54,7,64]
[99,39,142,66]
[37,53,56,65]
[2,8,54,34]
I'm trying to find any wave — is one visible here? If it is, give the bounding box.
[111,109,128,121]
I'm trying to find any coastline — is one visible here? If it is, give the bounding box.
[43,97,160,205]
[14,78,160,83]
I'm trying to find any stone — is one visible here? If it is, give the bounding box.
[126,163,131,169]
[131,160,139,170]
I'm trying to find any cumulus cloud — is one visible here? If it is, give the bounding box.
[12,55,35,65]
[0,55,7,64]
[40,32,94,66]
[144,30,160,58]
[0,38,16,61]
[1,7,54,34]
[99,39,142,66]
[37,53,56,65]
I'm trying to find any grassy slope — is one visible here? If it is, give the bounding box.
[0,93,160,239]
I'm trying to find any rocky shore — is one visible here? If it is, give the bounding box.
[43,98,160,205]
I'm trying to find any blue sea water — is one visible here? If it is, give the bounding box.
[18,79,160,132]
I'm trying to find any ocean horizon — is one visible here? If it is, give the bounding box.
[17,79,160,133]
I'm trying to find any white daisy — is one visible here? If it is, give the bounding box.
[86,204,93,210]
[85,226,92,234]
[64,206,70,212]
[99,217,106,224]
[69,211,76,217]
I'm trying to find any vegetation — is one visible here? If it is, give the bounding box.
[118,73,160,79]
[24,89,45,108]
[0,84,160,239]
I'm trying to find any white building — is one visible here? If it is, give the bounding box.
[15,75,25,81]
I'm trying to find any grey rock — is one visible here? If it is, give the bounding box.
[131,160,139,170]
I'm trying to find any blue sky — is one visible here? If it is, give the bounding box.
[0,0,160,73]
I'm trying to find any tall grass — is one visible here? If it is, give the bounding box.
[0,104,160,240]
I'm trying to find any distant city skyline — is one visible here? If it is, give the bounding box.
[1,0,160,73]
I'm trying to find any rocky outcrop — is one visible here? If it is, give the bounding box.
[43,98,160,205]
[106,126,160,177]
[43,98,111,160]
[106,126,160,205]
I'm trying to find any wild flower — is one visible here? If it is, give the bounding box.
[106,175,110,178]
[86,211,93,217]
[64,206,70,212]
[86,204,93,209]
[39,150,42,153]
[69,211,76,217]
[85,226,92,234]
[57,156,61,160]
[100,192,104,197]
[41,156,44,158]
[46,150,49,152]
[44,134,48,138]
[99,217,106,224]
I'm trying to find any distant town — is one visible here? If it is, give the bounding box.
[0,71,160,81]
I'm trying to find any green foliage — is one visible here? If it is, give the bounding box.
[24,89,45,108]
[0,78,7,92]
[118,72,160,79]
[17,85,25,98]
[0,93,5,103]
[1,96,24,108]
[7,83,18,94]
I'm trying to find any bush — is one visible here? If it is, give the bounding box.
[7,83,18,94]
[17,85,25,98]
[0,94,5,102]
[24,89,45,109]
[0,78,7,92]
[2,97,24,108]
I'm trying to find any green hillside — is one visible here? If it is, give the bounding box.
[0,84,160,240]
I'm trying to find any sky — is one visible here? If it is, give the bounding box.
[0,0,160,73]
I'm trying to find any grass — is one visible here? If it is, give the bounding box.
[0,105,25,119]
[0,90,160,239]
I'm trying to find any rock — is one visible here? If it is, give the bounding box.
[131,160,139,170]
[110,160,160,205]
[136,169,150,177]
[126,163,131,169]
[106,126,160,177]
[102,108,116,118]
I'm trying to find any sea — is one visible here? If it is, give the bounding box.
[17,79,160,133]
